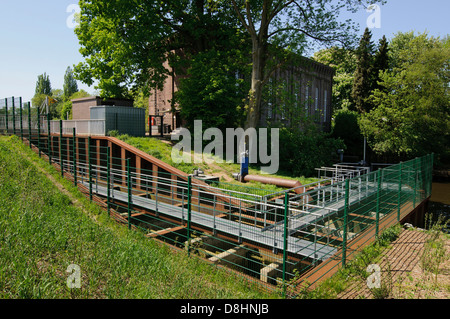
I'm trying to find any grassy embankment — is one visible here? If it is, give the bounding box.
[0,135,274,299]
[111,133,319,192]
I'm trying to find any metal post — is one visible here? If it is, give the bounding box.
[88,136,92,201]
[27,102,31,148]
[282,192,289,299]
[37,109,41,157]
[376,170,381,237]
[19,98,23,141]
[5,98,8,132]
[149,116,152,137]
[342,179,349,267]
[73,128,77,187]
[397,162,403,222]
[187,175,192,257]
[59,119,63,177]
[127,158,132,230]
[47,113,51,164]
[413,158,417,208]
[12,96,16,135]
[107,146,111,217]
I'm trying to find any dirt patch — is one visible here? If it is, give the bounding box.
[338,228,450,299]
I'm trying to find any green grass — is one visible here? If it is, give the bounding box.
[0,135,274,299]
[111,133,319,192]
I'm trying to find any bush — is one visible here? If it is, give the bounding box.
[279,127,344,177]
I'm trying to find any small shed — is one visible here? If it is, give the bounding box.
[72,96,134,120]
[90,106,146,137]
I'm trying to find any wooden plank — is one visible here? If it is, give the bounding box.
[146,225,186,238]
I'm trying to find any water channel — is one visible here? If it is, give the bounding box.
[428,181,450,232]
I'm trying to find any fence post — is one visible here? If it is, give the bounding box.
[27,102,31,148]
[282,192,289,299]
[187,175,192,257]
[127,158,132,230]
[376,170,381,237]
[19,98,23,141]
[12,96,15,135]
[413,158,417,209]
[88,136,92,201]
[107,146,111,217]
[342,178,350,267]
[47,113,51,164]
[59,119,63,177]
[5,98,8,132]
[397,162,403,222]
[37,109,41,157]
[73,128,77,187]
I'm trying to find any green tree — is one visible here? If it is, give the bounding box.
[74,0,242,99]
[63,66,79,100]
[372,35,389,92]
[360,32,450,165]
[175,47,250,132]
[35,72,52,96]
[351,28,375,113]
[313,46,357,113]
[227,0,385,128]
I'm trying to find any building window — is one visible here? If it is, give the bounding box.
[324,90,328,122]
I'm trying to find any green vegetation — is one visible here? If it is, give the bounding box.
[293,224,403,299]
[109,132,319,192]
[0,135,272,299]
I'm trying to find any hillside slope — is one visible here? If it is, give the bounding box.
[0,135,272,299]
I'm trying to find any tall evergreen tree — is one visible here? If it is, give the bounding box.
[351,28,375,113]
[372,35,389,92]
[35,72,52,96]
[63,66,79,100]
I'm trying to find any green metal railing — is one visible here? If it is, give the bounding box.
[0,96,434,298]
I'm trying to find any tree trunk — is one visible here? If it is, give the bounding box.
[246,38,267,129]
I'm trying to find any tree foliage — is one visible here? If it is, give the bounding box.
[351,28,375,113]
[63,66,79,100]
[227,0,385,128]
[74,0,241,99]
[313,46,357,113]
[176,48,250,132]
[35,73,52,96]
[360,32,450,164]
[74,0,385,128]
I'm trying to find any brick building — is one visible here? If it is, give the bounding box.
[149,57,334,132]
[72,96,134,120]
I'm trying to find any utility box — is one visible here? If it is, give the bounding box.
[90,106,146,137]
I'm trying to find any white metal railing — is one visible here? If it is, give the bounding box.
[50,120,106,136]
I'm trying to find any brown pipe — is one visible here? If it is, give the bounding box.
[243,174,306,194]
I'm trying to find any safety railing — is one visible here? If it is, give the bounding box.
[0,96,434,298]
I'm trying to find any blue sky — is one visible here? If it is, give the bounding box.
[0,0,448,104]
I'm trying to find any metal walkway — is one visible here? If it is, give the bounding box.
[85,182,337,260]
